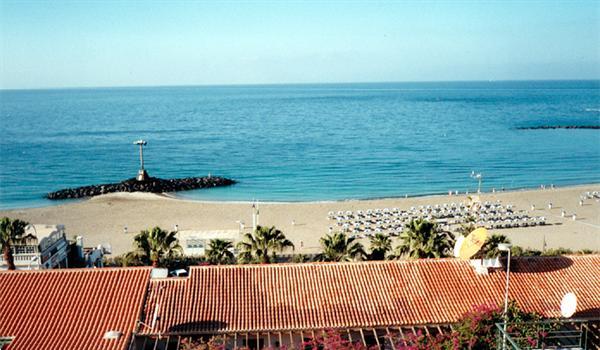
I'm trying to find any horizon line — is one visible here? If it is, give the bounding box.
[2,78,600,92]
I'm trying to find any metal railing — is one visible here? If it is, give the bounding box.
[496,318,596,349]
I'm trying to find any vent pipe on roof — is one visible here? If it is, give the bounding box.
[103,331,122,340]
[470,257,501,275]
[150,268,169,279]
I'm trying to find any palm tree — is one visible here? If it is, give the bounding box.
[206,239,234,265]
[315,232,366,262]
[369,233,392,260]
[455,216,477,237]
[237,225,294,263]
[0,217,28,270]
[479,234,511,258]
[133,226,182,267]
[394,218,455,259]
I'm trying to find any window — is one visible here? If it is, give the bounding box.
[0,337,14,349]
[186,239,204,249]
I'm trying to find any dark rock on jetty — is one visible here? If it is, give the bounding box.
[46,176,236,200]
[516,125,600,130]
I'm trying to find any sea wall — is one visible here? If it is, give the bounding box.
[46,176,236,200]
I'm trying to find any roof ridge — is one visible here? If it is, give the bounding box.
[0,266,152,275]
[187,258,467,270]
[186,254,599,270]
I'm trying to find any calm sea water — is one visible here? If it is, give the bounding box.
[1,81,599,209]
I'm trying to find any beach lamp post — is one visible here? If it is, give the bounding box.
[133,140,149,181]
[251,200,260,230]
[498,242,513,350]
[470,171,483,193]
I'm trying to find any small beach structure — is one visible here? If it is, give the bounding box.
[176,229,240,256]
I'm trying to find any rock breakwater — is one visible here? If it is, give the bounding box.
[46,176,236,200]
[516,125,600,130]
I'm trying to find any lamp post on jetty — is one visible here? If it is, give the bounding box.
[470,171,483,193]
[134,140,149,181]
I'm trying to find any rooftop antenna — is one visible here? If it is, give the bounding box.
[560,292,577,318]
[133,140,149,181]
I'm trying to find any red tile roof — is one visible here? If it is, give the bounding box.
[1,256,598,349]
[140,255,600,335]
[0,267,151,350]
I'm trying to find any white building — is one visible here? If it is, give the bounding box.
[0,224,70,270]
[177,229,240,256]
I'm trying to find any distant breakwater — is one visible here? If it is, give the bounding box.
[516,125,600,130]
[46,176,236,200]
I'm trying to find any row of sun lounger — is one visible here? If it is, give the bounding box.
[328,200,545,238]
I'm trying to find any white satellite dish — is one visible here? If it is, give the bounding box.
[560,292,577,318]
[454,235,465,258]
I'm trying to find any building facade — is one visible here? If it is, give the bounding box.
[0,224,69,270]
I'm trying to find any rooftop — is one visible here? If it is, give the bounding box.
[0,267,151,350]
[1,255,598,349]
[140,255,600,335]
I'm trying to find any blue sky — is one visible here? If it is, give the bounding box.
[1,1,599,89]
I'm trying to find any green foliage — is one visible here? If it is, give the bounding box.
[386,301,543,349]
[541,247,573,256]
[478,234,511,259]
[315,231,366,262]
[132,226,182,267]
[162,256,206,270]
[368,233,392,260]
[205,239,234,265]
[453,301,542,349]
[394,219,455,259]
[237,225,294,264]
[0,217,28,270]
[455,216,477,237]
[510,246,597,257]
[179,336,227,350]
[292,253,310,263]
[104,253,147,267]
[510,246,542,257]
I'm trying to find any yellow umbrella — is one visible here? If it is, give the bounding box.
[458,227,488,260]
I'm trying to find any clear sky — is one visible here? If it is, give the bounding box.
[1,1,599,89]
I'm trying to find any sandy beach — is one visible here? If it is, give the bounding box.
[1,184,599,257]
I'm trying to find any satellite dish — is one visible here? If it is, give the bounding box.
[454,235,465,258]
[560,292,577,318]
[458,227,488,260]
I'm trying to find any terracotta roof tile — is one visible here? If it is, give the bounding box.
[2,256,598,348]
[0,267,151,350]
[140,256,600,334]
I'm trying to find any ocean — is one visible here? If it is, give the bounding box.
[1,80,599,209]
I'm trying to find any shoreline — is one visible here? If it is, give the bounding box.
[1,183,599,257]
[169,183,600,205]
[4,182,598,210]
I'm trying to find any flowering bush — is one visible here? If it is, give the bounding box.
[390,301,543,350]
[303,329,378,350]
[178,302,544,350]
[179,336,230,350]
